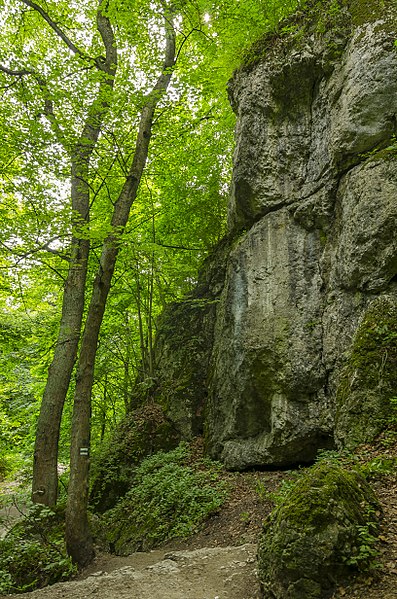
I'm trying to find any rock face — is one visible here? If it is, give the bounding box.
[257,461,379,599]
[153,237,232,440]
[156,0,397,468]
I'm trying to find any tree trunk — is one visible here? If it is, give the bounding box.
[65,9,176,565]
[32,0,117,507]
[32,236,89,506]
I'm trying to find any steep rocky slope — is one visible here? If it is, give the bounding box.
[154,0,397,470]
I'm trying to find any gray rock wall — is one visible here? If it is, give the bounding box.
[154,1,397,469]
[206,2,397,468]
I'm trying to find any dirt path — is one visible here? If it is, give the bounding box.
[0,544,260,599]
[1,445,397,599]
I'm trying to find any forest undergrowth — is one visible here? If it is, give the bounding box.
[1,431,397,598]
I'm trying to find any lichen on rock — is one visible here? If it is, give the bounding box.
[257,461,379,599]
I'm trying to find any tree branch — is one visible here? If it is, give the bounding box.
[34,75,67,146]
[155,242,203,251]
[0,64,33,77]
[0,63,66,145]
[0,238,70,262]
[96,0,117,75]
[20,0,84,57]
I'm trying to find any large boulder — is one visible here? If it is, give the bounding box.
[205,0,397,467]
[258,461,379,599]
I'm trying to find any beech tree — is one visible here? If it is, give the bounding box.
[0,0,177,564]
[0,0,301,566]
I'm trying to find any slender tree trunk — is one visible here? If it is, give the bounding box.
[123,313,132,410]
[32,0,117,507]
[147,257,155,378]
[32,234,89,506]
[100,374,108,442]
[65,10,176,565]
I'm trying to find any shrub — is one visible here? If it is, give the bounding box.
[0,503,76,594]
[94,442,227,554]
[90,403,179,513]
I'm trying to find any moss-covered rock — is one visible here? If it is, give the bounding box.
[90,403,179,512]
[152,236,234,440]
[258,462,379,599]
[153,298,217,439]
[335,297,397,448]
[241,0,396,72]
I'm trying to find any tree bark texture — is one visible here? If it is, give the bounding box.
[32,0,117,507]
[65,9,176,566]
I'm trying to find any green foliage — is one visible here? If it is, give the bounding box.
[0,503,76,594]
[375,396,397,448]
[314,448,359,469]
[240,0,396,73]
[386,396,397,429]
[239,510,251,523]
[94,443,227,553]
[0,0,301,465]
[0,308,52,474]
[255,471,302,506]
[90,403,179,512]
[360,456,397,478]
[0,455,10,481]
[256,451,358,508]
[344,505,380,571]
[312,435,397,482]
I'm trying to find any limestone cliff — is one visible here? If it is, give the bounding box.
[155,0,397,469]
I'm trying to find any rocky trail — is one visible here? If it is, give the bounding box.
[10,544,259,599]
[0,470,272,599]
[1,459,397,599]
